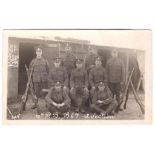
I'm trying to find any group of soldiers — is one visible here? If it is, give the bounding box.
[23,45,125,118]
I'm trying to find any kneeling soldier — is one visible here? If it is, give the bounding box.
[45,82,71,116]
[90,82,118,116]
[70,59,89,113]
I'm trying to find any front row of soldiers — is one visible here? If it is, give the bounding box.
[24,45,125,118]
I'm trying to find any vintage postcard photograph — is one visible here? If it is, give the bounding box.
[2,29,152,124]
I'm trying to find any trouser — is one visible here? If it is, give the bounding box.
[108,83,121,104]
[70,87,89,112]
[46,102,70,114]
[33,81,48,114]
[90,99,118,115]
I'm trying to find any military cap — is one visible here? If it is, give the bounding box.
[54,57,62,63]
[34,45,43,51]
[112,48,118,53]
[98,81,105,87]
[55,81,62,87]
[76,58,83,64]
[95,57,102,61]
[65,43,72,51]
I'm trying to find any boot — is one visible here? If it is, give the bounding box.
[31,99,38,109]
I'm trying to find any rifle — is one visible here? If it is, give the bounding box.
[25,65,37,103]
[117,67,135,111]
[19,63,35,114]
[122,67,135,109]
[130,80,144,114]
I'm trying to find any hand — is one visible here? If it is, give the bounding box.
[84,87,89,92]
[92,86,95,90]
[52,102,57,107]
[63,86,67,90]
[70,87,75,94]
[97,100,103,104]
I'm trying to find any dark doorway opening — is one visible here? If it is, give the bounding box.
[18,43,37,94]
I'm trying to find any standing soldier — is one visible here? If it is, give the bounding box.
[106,49,125,112]
[70,59,89,113]
[45,82,71,117]
[89,57,107,97]
[84,46,98,74]
[49,57,69,93]
[63,44,76,81]
[90,82,118,116]
[29,45,49,116]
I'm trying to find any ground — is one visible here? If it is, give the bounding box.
[7,94,144,120]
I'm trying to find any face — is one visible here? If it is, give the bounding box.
[36,48,42,58]
[55,85,61,91]
[76,63,82,68]
[54,62,61,68]
[95,60,102,67]
[98,85,105,91]
[112,50,118,58]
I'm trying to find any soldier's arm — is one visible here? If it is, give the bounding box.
[105,59,110,82]
[121,60,125,83]
[45,88,55,104]
[103,68,108,83]
[106,87,113,100]
[70,70,75,88]
[92,92,98,105]
[84,70,88,88]
[64,68,69,87]
[48,70,54,87]
[89,70,95,87]
[63,92,71,105]
[84,55,88,69]
[29,59,35,72]
[45,59,50,74]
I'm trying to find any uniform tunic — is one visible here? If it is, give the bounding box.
[63,53,76,79]
[49,66,68,87]
[85,53,97,71]
[89,66,107,87]
[106,57,125,83]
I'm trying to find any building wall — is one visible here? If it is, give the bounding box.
[7,39,19,98]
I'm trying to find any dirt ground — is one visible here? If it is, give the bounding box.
[7,94,144,120]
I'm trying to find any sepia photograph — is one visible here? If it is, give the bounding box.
[3,29,152,124]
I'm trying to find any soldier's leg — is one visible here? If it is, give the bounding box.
[59,102,71,114]
[41,81,48,97]
[70,88,78,111]
[46,101,58,114]
[115,83,123,112]
[90,103,104,114]
[31,82,40,109]
[108,83,115,98]
[33,82,42,115]
[81,89,89,113]
[105,99,118,115]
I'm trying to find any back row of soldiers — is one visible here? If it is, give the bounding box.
[27,45,125,117]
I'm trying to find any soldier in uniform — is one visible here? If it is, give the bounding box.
[49,57,69,93]
[90,82,118,116]
[106,49,125,112]
[84,46,98,74]
[63,44,76,80]
[29,45,49,116]
[70,59,89,113]
[45,82,71,116]
[89,57,107,97]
